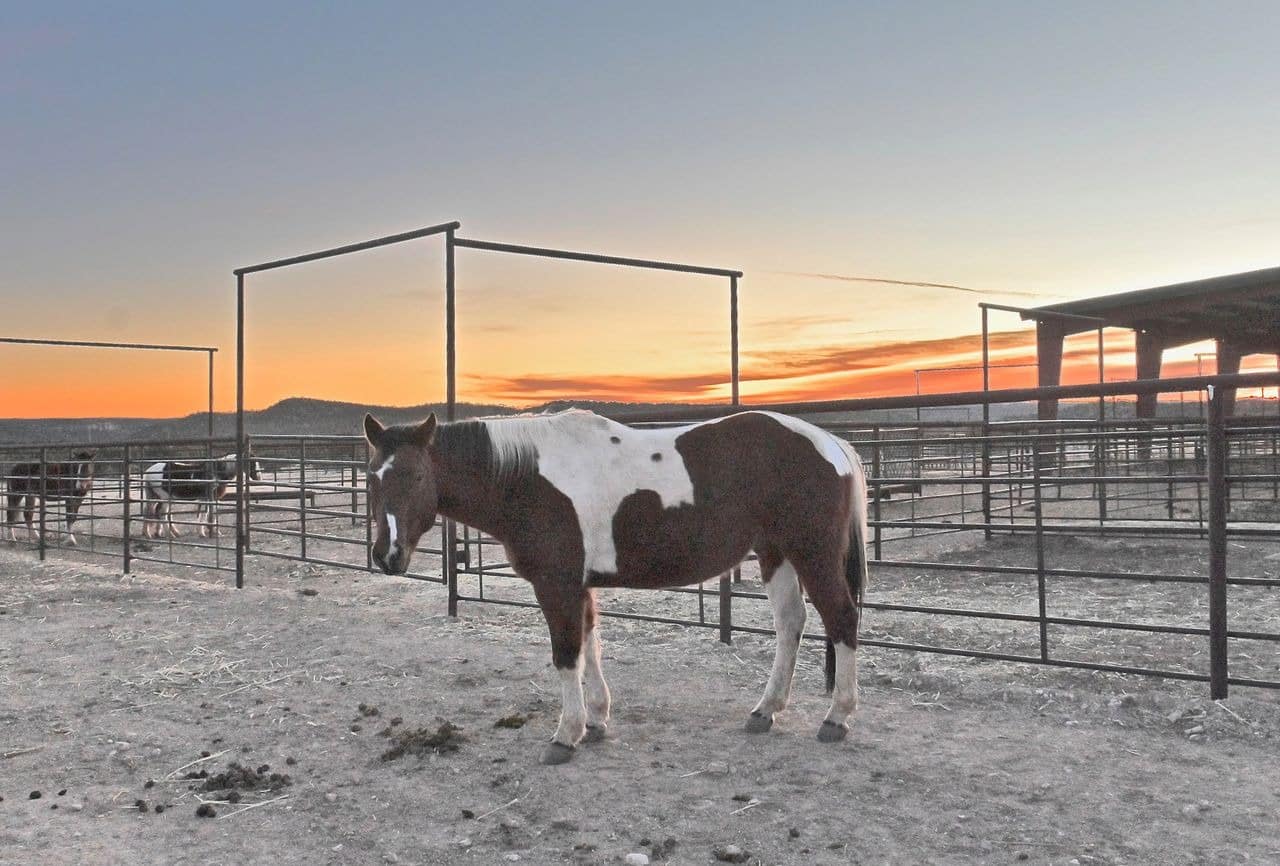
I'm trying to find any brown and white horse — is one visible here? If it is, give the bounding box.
[140,454,261,538]
[3,451,97,545]
[363,408,868,764]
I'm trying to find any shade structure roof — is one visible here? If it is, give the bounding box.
[1022,265,1280,354]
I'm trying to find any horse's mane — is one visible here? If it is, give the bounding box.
[437,410,595,487]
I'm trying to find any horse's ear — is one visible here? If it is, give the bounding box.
[364,413,386,447]
[413,413,437,447]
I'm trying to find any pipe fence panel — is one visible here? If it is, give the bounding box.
[8,370,1280,698]
[1,438,239,574]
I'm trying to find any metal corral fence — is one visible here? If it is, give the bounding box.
[5,372,1280,698]
[0,438,240,574]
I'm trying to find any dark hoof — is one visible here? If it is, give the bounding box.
[583,724,608,744]
[541,742,576,765]
[744,712,774,734]
[817,721,848,743]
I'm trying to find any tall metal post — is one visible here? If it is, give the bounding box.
[122,444,132,574]
[718,273,740,642]
[729,274,739,406]
[298,438,308,561]
[1096,326,1108,525]
[1032,441,1049,661]
[1206,386,1229,699]
[235,273,246,589]
[981,306,992,538]
[445,228,459,616]
[37,449,47,561]
[207,349,215,438]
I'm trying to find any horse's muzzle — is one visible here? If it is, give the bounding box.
[373,548,408,575]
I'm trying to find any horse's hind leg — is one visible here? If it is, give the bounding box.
[790,548,860,743]
[746,545,807,733]
[3,494,17,542]
[531,577,588,765]
[23,497,36,541]
[581,590,611,743]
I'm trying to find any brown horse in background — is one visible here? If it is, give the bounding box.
[4,451,96,545]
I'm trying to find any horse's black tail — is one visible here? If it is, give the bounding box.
[826,442,870,693]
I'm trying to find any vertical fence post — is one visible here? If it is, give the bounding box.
[349,445,358,527]
[122,445,132,574]
[365,440,374,572]
[235,272,246,589]
[207,349,215,439]
[1032,435,1049,661]
[445,227,459,617]
[980,305,993,539]
[38,448,47,561]
[1206,386,1229,699]
[718,571,733,645]
[871,428,883,560]
[298,439,308,561]
[717,273,741,632]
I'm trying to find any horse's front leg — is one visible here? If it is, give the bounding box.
[23,497,37,540]
[64,497,84,546]
[532,577,588,765]
[581,590,611,743]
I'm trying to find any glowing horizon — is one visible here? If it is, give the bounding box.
[3,321,1275,420]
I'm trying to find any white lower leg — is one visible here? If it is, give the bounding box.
[751,562,806,719]
[552,654,588,747]
[822,643,860,729]
[582,626,611,731]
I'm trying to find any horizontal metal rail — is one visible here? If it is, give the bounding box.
[452,237,743,278]
[234,222,461,275]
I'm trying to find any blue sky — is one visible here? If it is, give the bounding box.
[3,2,1279,413]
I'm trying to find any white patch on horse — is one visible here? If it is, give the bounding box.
[385,512,399,560]
[752,561,806,719]
[824,642,860,728]
[553,655,588,747]
[373,454,395,481]
[483,411,696,580]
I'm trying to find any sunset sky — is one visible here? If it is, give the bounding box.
[3,3,1279,418]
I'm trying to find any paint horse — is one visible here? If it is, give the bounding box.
[363,409,868,765]
[140,454,260,538]
[3,451,97,545]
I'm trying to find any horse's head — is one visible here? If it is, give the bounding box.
[72,450,96,491]
[364,413,438,576]
[219,453,262,482]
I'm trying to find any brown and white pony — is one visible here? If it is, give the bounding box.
[3,451,97,545]
[140,454,261,538]
[363,409,868,765]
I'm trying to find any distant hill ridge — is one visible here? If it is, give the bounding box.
[0,396,684,445]
[0,393,1248,446]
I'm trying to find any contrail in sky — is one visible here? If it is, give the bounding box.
[777,271,1042,298]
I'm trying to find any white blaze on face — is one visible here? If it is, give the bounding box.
[373,454,395,481]
[385,512,399,560]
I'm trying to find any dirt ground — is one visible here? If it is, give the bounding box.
[2,543,1279,866]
